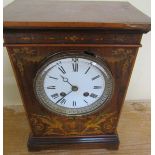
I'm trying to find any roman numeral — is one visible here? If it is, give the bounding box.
[85,62,92,74]
[60,98,66,104]
[73,101,76,107]
[47,86,56,89]
[90,93,98,98]
[72,58,78,72]
[49,76,58,80]
[72,63,78,72]
[93,86,102,89]
[58,66,66,74]
[51,93,59,99]
[85,66,91,74]
[92,75,100,81]
[72,58,78,62]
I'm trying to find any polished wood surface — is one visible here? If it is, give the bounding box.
[3,29,143,44]
[4,1,150,31]
[5,43,140,150]
[4,44,142,47]
[4,22,145,151]
[3,1,151,151]
[4,102,151,154]
[6,46,139,138]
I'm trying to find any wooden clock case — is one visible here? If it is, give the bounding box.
[3,1,151,151]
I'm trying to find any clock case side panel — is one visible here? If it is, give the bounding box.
[89,47,140,130]
[4,45,140,151]
[4,45,139,136]
[5,46,34,133]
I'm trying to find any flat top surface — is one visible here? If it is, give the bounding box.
[3,1,151,31]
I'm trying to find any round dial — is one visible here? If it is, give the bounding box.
[34,53,113,116]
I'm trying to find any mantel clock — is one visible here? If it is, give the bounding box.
[3,1,151,151]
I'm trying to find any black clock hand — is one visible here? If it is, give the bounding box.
[56,90,73,104]
[60,75,73,87]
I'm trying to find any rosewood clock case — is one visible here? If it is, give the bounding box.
[3,1,151,151]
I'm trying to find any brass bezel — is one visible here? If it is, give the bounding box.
[34,52,114,116]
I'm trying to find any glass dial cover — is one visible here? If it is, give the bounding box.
[34,53,114,116]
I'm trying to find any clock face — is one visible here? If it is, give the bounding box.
[34,53,113,116]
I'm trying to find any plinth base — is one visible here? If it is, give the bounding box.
[28,134,119,151]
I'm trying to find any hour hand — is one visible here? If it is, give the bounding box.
[60,75,73,86]
[60,75,68,82]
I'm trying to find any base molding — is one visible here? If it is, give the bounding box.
[28,134,119,151]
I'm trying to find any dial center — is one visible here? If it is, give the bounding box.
[72,86,78,91]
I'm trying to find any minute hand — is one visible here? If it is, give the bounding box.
[56,90,73,104]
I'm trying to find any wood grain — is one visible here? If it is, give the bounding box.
[4,44,142,47]
[3,1,150,32]
[4,101,150,155]
[3,1,151,151]
[3,29,143,44]
[5,46,139,139]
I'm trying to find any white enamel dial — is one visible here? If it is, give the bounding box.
[34,53,113,116]
[44,58,105,108]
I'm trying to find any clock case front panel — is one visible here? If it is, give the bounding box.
[4,29,142,150]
